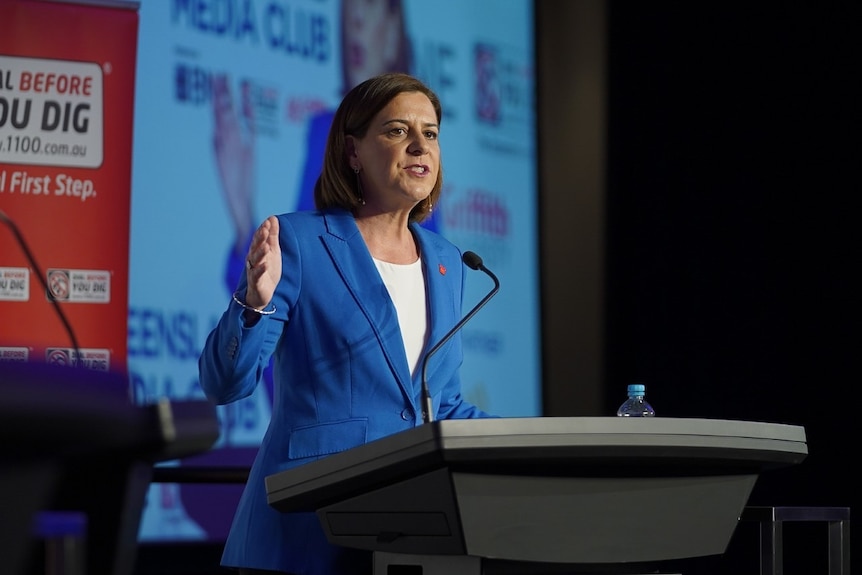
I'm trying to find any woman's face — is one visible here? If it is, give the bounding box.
[342,0,401,89]
[349,91,439,212]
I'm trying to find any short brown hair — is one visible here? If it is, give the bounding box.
[314,73,443,223]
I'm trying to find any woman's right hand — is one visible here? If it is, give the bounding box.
[244,215,281,310]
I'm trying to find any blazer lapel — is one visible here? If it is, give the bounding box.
[412,224,462,389]
[320,210,414,396]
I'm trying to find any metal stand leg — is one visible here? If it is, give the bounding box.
[827,517,850,575]
[742,506,851,575]
[757,515,783,575]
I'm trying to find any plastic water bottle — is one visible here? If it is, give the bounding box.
[616,383,656,417]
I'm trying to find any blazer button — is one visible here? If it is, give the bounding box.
[227,336,239,359]
[400,408,411,421]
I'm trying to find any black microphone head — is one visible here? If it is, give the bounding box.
[462,250,483,270]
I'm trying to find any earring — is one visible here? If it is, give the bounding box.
[353,167,366,205]
[426,197,433,213]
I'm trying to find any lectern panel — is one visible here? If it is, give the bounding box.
[454,472,758,563]
[318,467,466,555]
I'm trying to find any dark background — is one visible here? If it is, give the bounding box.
[540,1,858,574]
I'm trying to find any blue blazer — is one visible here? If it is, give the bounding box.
[199,209,492,574]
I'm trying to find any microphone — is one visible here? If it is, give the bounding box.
[0,208,83,364]
[420,250,500,424]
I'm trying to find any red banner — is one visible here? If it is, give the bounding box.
[0,0,138,373]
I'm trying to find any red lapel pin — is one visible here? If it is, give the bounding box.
[438,263,446,275]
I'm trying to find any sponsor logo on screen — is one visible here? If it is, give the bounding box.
[442,186,512,270]
[473,42,534,155]
[46,268,110,303]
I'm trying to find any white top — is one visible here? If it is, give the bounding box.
[373,256,428,377]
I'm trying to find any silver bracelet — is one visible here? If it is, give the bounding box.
[232,291,276,315]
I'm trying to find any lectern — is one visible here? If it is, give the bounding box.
[266,417,807,574]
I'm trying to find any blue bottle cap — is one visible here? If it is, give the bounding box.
[627,383,645,394]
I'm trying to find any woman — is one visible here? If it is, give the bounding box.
[199,73,494,575]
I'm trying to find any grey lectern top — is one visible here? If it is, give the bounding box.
[266,417,807,568]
